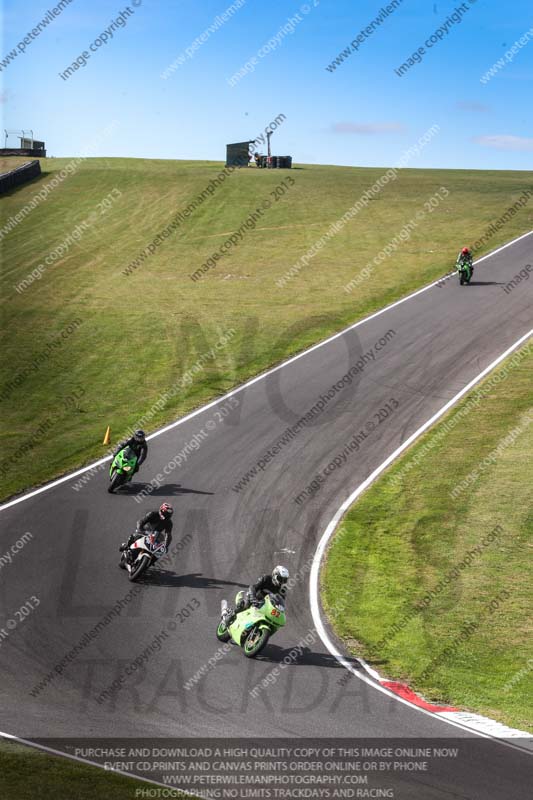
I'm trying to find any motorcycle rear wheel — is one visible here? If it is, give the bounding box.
[216,622,231,643]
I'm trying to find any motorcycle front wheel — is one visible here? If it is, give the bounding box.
[243,626,270,658]
[129,554,151,582]
[108,470,124,493]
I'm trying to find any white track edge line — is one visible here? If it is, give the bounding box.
[310,327,533,755]
[2,229,531,512]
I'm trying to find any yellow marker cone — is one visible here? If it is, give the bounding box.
[103,426,111,445]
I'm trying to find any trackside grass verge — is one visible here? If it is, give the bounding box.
[323,344,533,732]
[0,739,192,800]
[1,158,532,499]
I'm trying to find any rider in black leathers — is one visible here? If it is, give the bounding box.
[119,503,173,561]
[222,566,289,629]
[113,429,148,474]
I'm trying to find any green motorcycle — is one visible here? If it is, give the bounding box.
[216,590,286,657]
[457,259,473,285]
[108,446,138,493]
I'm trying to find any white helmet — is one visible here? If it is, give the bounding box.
[272,565,289,588]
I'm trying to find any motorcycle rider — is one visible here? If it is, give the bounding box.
[113,429,148,474]
[222,565,290,630]
[456,246,474,280]
[119,503,174,561]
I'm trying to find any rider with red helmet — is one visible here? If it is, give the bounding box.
[119,503,174,555]
[456,246,474,278]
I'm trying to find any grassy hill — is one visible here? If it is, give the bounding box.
[1,157,532,498]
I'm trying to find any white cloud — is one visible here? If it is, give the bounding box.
[473,135,533,151]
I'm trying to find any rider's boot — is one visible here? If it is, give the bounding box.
[221,607,236,630]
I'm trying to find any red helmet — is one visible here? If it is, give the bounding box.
[159,502,173,519]
[462,247,470,255]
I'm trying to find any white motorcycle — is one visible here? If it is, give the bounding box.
[119,531,166,582]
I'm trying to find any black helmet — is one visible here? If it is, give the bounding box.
[134,429,146,442]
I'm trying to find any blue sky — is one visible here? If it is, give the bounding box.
[2,0,532,169]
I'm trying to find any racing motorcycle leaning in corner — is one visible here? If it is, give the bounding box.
[118,503,173,581]
[217,566,289,657]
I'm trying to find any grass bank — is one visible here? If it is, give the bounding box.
[1,158,532,498]
[0,739,191,800]
[323,343,533,732]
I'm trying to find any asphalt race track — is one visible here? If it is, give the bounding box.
[1,233,532,797]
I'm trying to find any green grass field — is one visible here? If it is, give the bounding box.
[323,343,533,732]
[1,157,531,499]
[0,739,191,800]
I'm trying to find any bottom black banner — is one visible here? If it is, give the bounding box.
[29,737,533,799]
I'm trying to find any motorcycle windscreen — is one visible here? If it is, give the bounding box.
[122,446,137,462]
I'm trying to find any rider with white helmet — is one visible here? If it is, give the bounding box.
[222,565,290,629]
